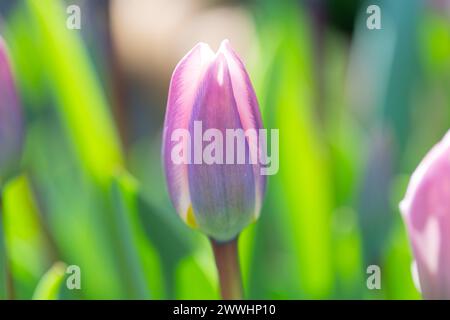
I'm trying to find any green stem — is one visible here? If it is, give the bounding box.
[210,237,243,300]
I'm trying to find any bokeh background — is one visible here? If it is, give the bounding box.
[0,0,449,299]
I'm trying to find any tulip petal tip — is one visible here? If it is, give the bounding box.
[399,199,408,217]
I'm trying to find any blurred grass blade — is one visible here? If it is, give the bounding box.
[5,0,131,299]
[348,0,422,148]
[23,0,123,183]
[175,246,219,300]
[110,171,153,299]
[24,117,125,299]
[322,33,364,298]
[2,175,53,299]
[137,195,195,298]
[332,208,363,298]
[249,3,335,298]
[0,191,6,299]
[32,261,66,300]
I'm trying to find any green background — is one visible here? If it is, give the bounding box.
[1,0,449,299]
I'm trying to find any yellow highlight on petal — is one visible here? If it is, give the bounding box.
[186,205,198,229]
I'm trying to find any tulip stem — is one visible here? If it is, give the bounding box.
[210,237,243,300]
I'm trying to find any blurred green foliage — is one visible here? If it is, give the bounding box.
[0,0,448,299]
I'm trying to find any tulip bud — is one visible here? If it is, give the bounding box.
[162,40,266,242]
[0,36,23,184]
[400,130,450,299]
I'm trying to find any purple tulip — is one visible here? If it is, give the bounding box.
[0,36,23,183]
[400,131,450,299]
[162,40,265,242]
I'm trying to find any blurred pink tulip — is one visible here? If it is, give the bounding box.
[400,130,450,299]
[0,36,23,183]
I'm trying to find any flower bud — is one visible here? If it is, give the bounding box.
[0,36,23,183]
[162,40,265,242]
[400,131,450,299]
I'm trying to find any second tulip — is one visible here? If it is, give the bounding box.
[0,36,23,184]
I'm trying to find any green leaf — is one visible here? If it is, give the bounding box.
[2,175,52,299]
[249,3,335,298]
[136,194,195,298]
[22,0,123,183]
[32,261,66,300]
[109,170,155,299]
[0,191,6,300]
[175,242,219,300]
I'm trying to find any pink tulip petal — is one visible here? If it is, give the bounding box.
[0,37,23,179]
[163,43,214,221]
[219,39,266,216]
[401,131,450,299]
[187,53,255,241]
